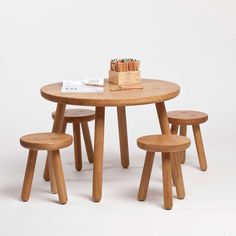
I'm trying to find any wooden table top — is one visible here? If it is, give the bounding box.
[40,79,180,106]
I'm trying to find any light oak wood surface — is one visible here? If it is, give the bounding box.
[137,135,189,209]
[167,110,208,125]
[168,110,208,171]
[179,125,187,163]
[92,107,105,202]
[117,107,129,168]
[73,123,82,171]
[138,151,155,201]
[53,108,95,171]
[171,152,185,199]
[52,109,95,123]
[171,124,179,135]
[20,133,73,151]
[137,134,191,153]
[41,79,180,106]
[21,150,38,201]
[51,150,68,204]
[193,125,207,171]
[81,122,94,163]
[20,132,71,204]
[41,80,180,202]
[43,103,66,181]
[162,153,173,210]
[48,153,58,194]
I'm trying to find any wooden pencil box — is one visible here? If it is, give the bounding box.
[108,70,141,85]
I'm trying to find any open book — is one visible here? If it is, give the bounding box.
[61,79,104,93]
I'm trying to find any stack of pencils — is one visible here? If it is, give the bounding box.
[110,58,140,72]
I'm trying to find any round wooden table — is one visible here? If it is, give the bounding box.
[41,79,180,202]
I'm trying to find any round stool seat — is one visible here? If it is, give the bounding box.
[167,110,208,125]
[52,109,95,123]
[137,135,191,153]
[20,132,73,151]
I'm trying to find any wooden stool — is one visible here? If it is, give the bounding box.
[137,134,190,210]
[52,109,95,171]
[167,110,208,171]
[20,132,73,204]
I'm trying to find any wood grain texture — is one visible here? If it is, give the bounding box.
[167,110,208,125]
[81,122,94,163]
[52,109,95,123]
[48,152,57,194]
[20,133,73,151]
[51,150,68,204]
[108,70,141,85]
[53,108,95,168]
[192,125,207,171]
[61,121,67,133]
[43,103,66,181]
[171,124,179,135]
[155,102,171,135]
[162,153,173,210]
[137,134,191,153]
[21,150,38,202]
[156,102,184,206]
[41,79,180,107]
[171,152,185,199]
[117,107,129,168]
[138,152,155,201]
[43,158,50,182]
[52,103,66,132]
[92,107,105,202]
[73,123,82,171]
[180,125,187,164]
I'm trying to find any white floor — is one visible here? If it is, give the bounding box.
[1,134,235,236]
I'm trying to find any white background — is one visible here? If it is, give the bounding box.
[0,0,236,235]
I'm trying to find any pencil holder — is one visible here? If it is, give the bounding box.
[108,70,141,85]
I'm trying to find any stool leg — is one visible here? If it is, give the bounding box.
[43,103,66,181]
[43,158,50,182]
[192,125,207,171]
[171,124,179,135]
[51,150,68,204]
[61,120,67,133]
[138,151,155,201]
[180,125,187,164]
[73,122,82,171]
[162,153,173,210]
[170,124,180,186]
[21,150,38,201]
[81,122,94,163]
[171,152,185,199]
[48,152,57,194]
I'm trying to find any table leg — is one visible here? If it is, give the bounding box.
[117,106,129,168]
[92,107,105,202]
[155,102,182,192]
[155,103,171,134]
[43,103,66,182]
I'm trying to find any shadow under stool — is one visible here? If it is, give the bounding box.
[20,132,73,204]
[137,134,191,210]
[167,110,208,171]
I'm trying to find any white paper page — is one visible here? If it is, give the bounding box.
[61,79,104,93]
